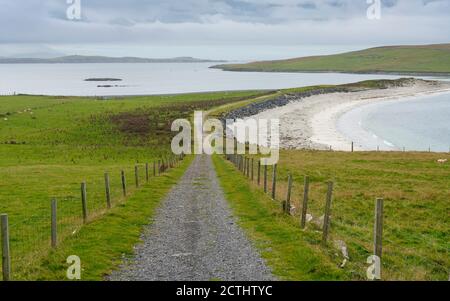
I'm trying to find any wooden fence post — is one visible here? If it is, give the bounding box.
[301,176,310,229]
[246,158,249,178]
[105,173,111,209]
[373,198,384,280]
[146,163,149,183]
[121,170,127,197]
[257,160,261,186]
[322,181,334,245]
[251,158,254,181]
[158,160,161,175]
[81,182,88,223]
[135,165,139,188]
[351,142,354,153]
[264,164,268,193]
[246,158,250,178]
[153,161,156,177]
[374,198,384,259]
[271,164,277,200]
[51,199,57,248]
[285,174,292,214]
[1,214,11,281]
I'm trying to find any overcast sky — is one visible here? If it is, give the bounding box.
[0,0,449,60]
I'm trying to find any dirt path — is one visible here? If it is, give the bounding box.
[109,155,274,281]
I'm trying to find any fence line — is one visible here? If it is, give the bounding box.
[224,154,385,280]
[0,154,184,281]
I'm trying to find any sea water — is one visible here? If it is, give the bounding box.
[337,92,450,152]
[0,62,410,96]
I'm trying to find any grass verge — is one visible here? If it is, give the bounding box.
[212,155,346,280]
[19,156,193,281]
[216,150,450,280]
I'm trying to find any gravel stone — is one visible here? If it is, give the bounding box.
[109,155,275,281]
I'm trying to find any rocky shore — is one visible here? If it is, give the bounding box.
[222,87,349,122]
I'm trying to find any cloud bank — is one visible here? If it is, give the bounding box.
[0,0,449,58]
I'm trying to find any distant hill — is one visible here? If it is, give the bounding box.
[212,44,450,75]
[0,55,226,64]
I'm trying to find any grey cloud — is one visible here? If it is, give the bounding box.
[0,0,449,46]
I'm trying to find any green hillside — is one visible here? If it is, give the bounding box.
[213,44,450,75]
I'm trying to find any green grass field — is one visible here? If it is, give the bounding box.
[214,151,449,280]
[213,156,346,280]
[1,80,448,281]
[0,90,269,280]
[213,44,450,75]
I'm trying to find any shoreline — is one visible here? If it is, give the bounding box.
[210,67,450,78]
[231,80,450,152]
[315,87,450,152]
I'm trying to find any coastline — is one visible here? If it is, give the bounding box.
[210,66,450,78]
[232,80,450,152]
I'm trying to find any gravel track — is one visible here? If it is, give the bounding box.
[109,155,274,281]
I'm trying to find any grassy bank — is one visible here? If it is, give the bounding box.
[213,44,450,75]
[215,151,449,280]
[212,155,346,280]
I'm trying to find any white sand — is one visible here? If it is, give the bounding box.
[240,80,450,151]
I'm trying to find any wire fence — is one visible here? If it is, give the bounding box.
[224,153,448,281]
[0,154,184,280]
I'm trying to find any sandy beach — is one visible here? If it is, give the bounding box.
[237,79,450,151]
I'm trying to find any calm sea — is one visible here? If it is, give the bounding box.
[338,92,450,152]
[0,62,410,96]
